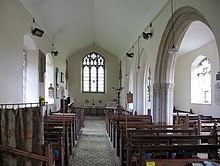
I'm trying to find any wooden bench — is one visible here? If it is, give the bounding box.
[50,113,80,145]
[44,131,65,166]
[126,125,219,166]
[110,115,152,150]
[104,108,114,136]
[70,106,85,128]
[174,114,220,143]
[118,125,197,166]
[106,115,152,166]
[44,115,74,166]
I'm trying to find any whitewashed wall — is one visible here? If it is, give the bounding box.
[68,45,119,107]
[175,41,220,117]
[0,0,67,112]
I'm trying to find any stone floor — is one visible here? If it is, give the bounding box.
[69,117,118,166]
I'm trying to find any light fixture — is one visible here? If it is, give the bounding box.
[126,52,134,58]
[143,23,153,40]
[216,72,220,80]
[137,36,141,72]
[125,56,129,79]
[52,51,59,56]
[126,46,134,58]
[137,66,141,72]
[168,0,178,55]
[32,28,44,37]
[143,32,152,40]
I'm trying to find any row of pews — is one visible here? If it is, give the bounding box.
[105,109,220,166]
[44,107,84,166]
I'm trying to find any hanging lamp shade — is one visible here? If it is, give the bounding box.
[169,45,178,54]
[168,0,178,55]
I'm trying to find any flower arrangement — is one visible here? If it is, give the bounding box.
[39,96,45,106]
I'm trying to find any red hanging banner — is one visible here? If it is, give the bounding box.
[127,91,133,103]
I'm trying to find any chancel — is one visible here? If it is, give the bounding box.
[0,0,220,165]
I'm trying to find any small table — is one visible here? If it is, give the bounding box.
[83,105,105,116]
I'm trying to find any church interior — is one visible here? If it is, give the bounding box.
[1,0,220,165]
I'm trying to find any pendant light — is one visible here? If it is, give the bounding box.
[168,0,178,55]
[137,36,141,72]
[125,56,129,79]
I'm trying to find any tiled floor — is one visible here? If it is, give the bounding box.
[69,117,118,166]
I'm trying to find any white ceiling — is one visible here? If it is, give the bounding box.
[18,0,215,59]
[178,21,215,56]
[18,0,169,59]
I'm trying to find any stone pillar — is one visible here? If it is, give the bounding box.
[153,83,174,124]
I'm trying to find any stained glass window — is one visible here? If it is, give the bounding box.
[82,52,105,93]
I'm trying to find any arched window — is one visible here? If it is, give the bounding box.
[82,52,105,93]
[191,56,211,104]
[23,34,39,103]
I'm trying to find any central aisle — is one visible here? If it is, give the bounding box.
[70,117,118,166]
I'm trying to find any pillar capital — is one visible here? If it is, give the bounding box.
[154,83,174,91]
[153,82,174,124]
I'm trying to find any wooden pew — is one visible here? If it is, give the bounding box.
[104,108,114,136]
[110,115,152,150]
[127,144,220,166]
[126,125,219,166]
[173,113,213,128]
[44,120,70,166]
[44,131,65,166]
[70,106,85,128]
[119,124,197,166]
[44,114,77,166]
[50,113,78,145]
[174,114,220,143]
[106,115,152,166]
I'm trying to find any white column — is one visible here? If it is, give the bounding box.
[153,83,174,124]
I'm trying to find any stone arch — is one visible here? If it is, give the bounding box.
[155,6,210,83]
[153,6,210,124]
[136,48,150,114]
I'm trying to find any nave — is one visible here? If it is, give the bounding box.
[70,117,118,166]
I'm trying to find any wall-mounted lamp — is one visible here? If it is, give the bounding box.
[32,28,44,37]
[143,23,152,40]
[137,66,141,72]
[216,72,220,80]
[52,51,59,56]
[126,52,134,58]
[143,32,152,40]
